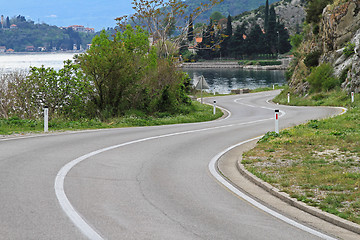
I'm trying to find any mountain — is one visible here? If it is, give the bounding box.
[184,0,279,23]
[3,0,278,31]
[232,0,306,35]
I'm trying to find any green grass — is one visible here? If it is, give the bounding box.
[0,101,223,135]
[242,89,360,224]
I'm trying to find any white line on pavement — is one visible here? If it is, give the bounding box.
[208,138,338,240]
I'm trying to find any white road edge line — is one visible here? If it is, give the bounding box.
[54,115,276,240]
[54,100,344,240]
[208,138,338,240]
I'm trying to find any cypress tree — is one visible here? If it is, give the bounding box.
[264,0,269,33]
[6,16,10,28]
[187,15,194,43]
[266,5,277,54]
[220,15,233,57]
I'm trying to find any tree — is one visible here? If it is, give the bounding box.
[76,25,190,117]
[210,11,225,22]
[6,16,10,28]
[231,24,247,58]
[266,5,277,54]
[264,0,269,33]
[220,15,232,57]
[116,0,224,58]
[187,14,194,42]
[246,24,265,55]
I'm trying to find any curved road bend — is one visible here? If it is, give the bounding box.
[0,90,343,240]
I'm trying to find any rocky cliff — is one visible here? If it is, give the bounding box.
[233,0,306,35]
[289,0,360,94]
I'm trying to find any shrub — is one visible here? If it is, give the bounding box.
[343,42,355,57]
[307,63,340,92]
[304,50,321,68]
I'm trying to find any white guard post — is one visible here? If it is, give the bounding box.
[213,100,216,115]
[287,92,290,104]
[275,109,279,134]
[351,92,354,103]
[44,106,49,133]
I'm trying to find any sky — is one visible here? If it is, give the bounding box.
[2,0,135,31]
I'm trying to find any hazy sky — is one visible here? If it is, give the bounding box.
[2,0,135,31]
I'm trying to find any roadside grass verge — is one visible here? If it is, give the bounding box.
[242,89,360,224]
[0,101,223,135]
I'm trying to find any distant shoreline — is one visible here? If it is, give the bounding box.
[0,51,84,55]
[181,61,289,70]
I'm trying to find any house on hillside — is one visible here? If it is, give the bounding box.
[10,24,17,29]
[0,46,6,53]
[6,48,14,53]
[85,27,95,33]
[25,46,35,52]
[188,37,203,54]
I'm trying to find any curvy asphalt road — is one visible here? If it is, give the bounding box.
[0,90,344,240]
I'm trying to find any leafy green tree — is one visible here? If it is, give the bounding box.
[210,11,225,22]
[116,0,223,58]
[77,25,190,118]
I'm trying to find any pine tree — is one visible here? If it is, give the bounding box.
[6,16,10,28]
[264,0,269,33]
[266,5,277,54]
[220,15,233,57]
[231,24,247,58]
[187,15,194,43]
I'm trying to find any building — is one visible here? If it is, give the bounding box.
[25,46,35,52]
[10,24,17,29]
[0,46,6,53]
[66,25,95,33]
[6,48,14,53]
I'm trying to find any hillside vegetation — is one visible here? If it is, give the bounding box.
[0,15,94,52]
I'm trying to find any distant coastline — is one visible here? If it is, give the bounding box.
[181,59,291,70]
[0,51,84,55]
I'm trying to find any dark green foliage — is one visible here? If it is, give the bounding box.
[307,63,340,92]
[77,26,191,118]
[264,0,270,33]
[343,42,355,57]
[188,15,194,42]
[183,0,278,23]
[290,34,303,49]
[0,15,94,52]
[305,0,334,24]
[198,0,292,60]
[304,50,321,68]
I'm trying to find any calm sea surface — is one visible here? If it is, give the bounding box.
[0,53,286,94]
[0,53,77,72]
[183,68,286,94]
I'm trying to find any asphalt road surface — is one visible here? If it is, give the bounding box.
[0,90,344,240]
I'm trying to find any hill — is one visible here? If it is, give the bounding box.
[0,16,95,52]
[232,0,306,35]
[184,0,279,22]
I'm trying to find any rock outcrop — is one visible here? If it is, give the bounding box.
[321,0,360,92]
[233,0,306,35]
[289,0,360,93]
